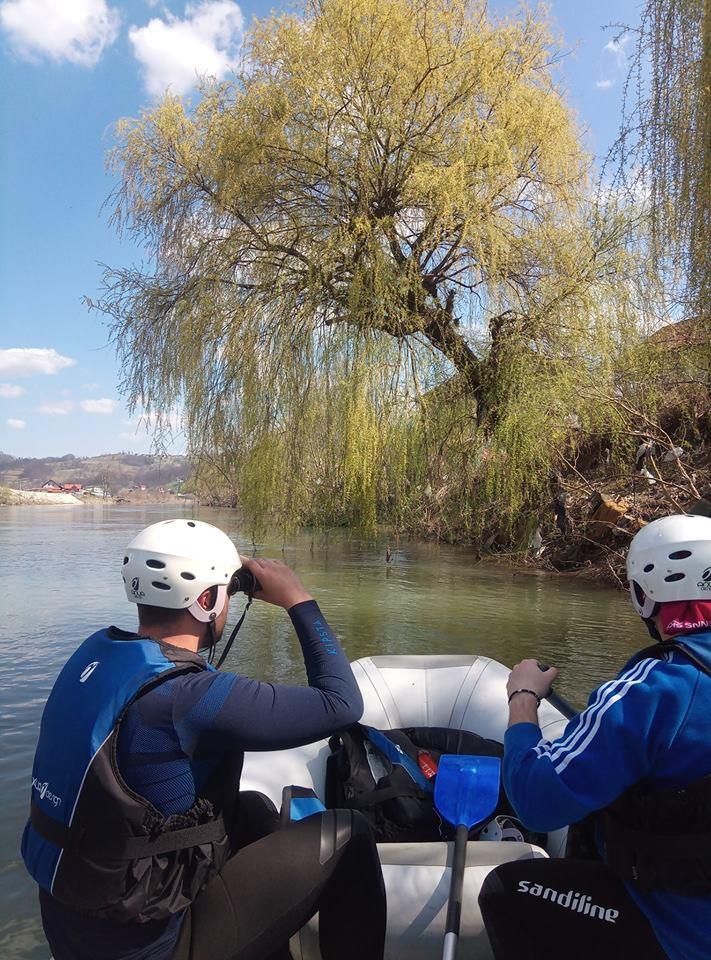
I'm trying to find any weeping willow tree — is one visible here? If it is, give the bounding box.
[611,0,710,312]
[97,0,640,540]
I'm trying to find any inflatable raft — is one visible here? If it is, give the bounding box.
[241,654,571,960]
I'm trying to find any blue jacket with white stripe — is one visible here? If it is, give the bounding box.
[504,631,711,960]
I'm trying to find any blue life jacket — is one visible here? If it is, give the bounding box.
[22,627,240,922]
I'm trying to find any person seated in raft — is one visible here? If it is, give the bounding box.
[22,519,386,960]
[479,514,711,960]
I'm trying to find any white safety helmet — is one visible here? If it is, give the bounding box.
[626,515,711,618]
[122,519,241,623]
[479,816,525,843]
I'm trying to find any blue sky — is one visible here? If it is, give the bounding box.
[0,0,641,459]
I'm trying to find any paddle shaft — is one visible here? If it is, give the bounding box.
[442,823,468,960]
[545,688,576,720]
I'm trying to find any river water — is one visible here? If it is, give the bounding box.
[0,504,644,959]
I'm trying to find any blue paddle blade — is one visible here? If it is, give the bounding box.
[434,755,502,830]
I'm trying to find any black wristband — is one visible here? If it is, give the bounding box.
[508,688,542,707]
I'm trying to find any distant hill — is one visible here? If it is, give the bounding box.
[0,452,193,495]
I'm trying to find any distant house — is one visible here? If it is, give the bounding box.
[29,480,85,494]
[33,480,64,493]
[84,486,106,498]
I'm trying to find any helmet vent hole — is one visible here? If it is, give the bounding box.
[180,572,196,580]
[668,550,691,560]
[146,559,166,569]
[664,573,686,583]
[152,581,171,590]
[123,556,129,565]
[187,521,196,528]
[643,563,655,573]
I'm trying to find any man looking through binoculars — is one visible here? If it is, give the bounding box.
[22,518,386,960]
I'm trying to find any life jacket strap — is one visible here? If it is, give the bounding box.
[635,640,711,678]
[350,783,429,806]
[31,801,227,860]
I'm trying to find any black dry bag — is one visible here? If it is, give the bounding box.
[326,723,522,843]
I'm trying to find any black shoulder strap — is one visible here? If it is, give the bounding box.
[351,783,428,806]
[635,641,711,678]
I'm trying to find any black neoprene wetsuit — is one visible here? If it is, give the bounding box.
[39,600,386,960]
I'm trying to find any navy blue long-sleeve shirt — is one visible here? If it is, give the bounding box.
[40,600,362,960]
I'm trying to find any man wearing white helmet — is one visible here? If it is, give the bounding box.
[22,519,386,960]
[479,514,711,960]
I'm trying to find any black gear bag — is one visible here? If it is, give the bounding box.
[326,724,526,843]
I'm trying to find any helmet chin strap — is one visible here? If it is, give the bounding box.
[643,602,662,642]
[185,582,255,669]
[206,618,218,664]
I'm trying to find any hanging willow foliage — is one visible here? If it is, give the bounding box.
[610,0,710,313]
[96,0,650,540]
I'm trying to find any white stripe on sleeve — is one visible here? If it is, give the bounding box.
[553,659,659,774]
[538,659,654,766]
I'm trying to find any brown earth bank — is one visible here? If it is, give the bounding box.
[507,444,711,588]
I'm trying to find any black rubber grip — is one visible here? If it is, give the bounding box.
[537,662,576,719]
[445,823,469,936]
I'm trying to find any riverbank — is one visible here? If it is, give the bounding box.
[0,487,193,507]
[514,444,710,587]
[0,487,83,505]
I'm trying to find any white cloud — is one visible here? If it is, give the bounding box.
[7,418,26,429]
[0,383,25,398]
[0,347,75,377]
[595,35,631,92]
[81,382,100,391]
[126,408,183,432]
[0,0,120,67]
[37,400,74,415]
[81,397,117,414]
[129,0,243,97]
[604,37,631,67]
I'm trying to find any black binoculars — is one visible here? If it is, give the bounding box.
[228,567,261,597]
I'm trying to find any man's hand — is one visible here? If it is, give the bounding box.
[506,659,558,702]
[240,557,313,610]
[506,659,558,727]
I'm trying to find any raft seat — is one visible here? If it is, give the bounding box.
[241,655,570,960]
